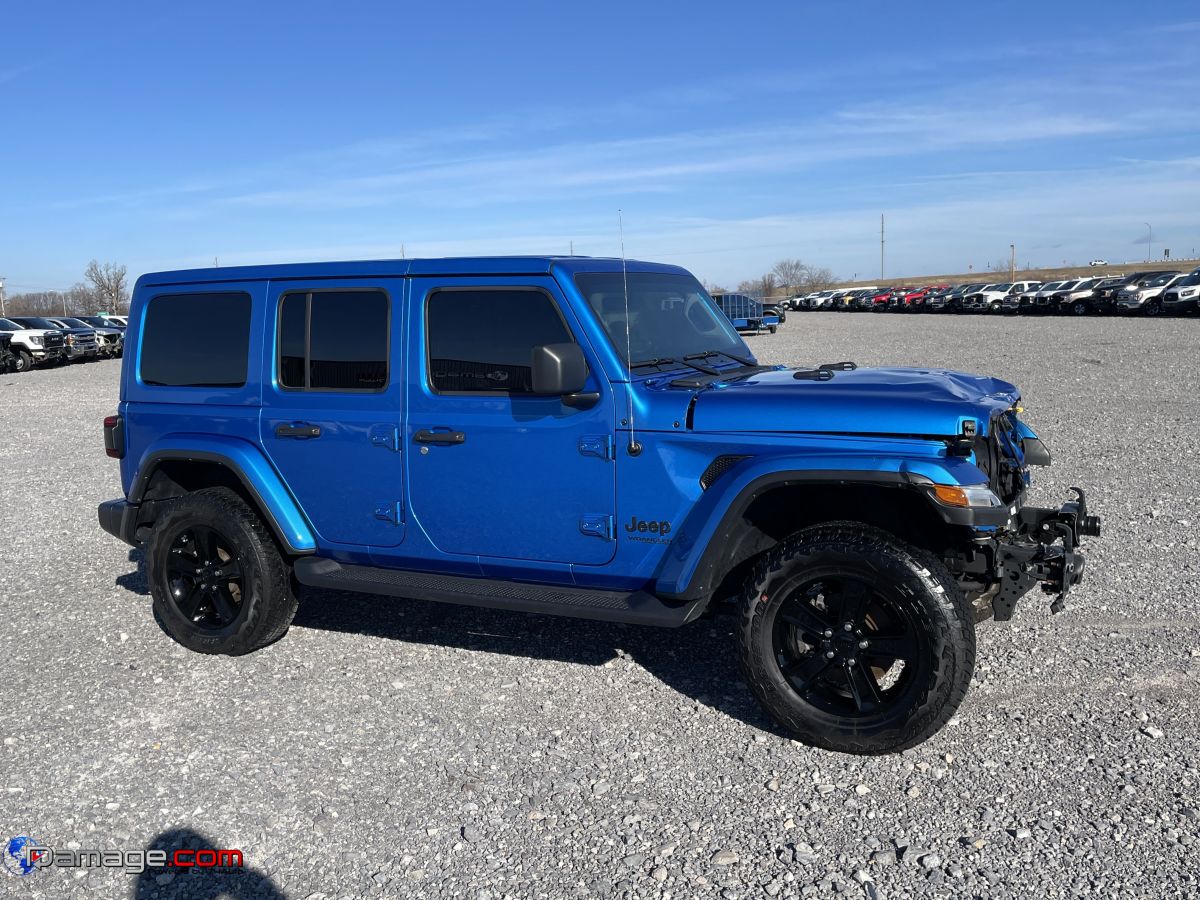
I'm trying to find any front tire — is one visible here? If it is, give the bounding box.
[737,522,975,754]
[147,488,298,655]
[13,349,32,372]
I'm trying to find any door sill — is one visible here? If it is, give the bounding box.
[293,558,705,628]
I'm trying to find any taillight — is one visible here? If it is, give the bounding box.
[103,414,124,459]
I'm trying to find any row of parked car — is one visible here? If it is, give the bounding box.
[788,267,1200,317]
[0,314,127,372]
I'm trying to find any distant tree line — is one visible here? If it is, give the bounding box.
[4,260,129,316]
[707,259,838,299]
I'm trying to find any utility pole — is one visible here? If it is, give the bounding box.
[60,290,67,315]
[1010,243,1016,281]
[0,277,6,318]
[400,244,405,259]
[880,214,885,280]
[1144,223,1152,263]
[570,240,574,256]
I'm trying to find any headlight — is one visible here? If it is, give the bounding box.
[1183,288,1196,297]
[30,335,43,347]
[931,485,1003,508]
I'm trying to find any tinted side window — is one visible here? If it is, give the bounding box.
[427,289,572,394]
[140,292,251,387]
[277,290,388,391]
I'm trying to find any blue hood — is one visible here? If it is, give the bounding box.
[690,366,1020,437]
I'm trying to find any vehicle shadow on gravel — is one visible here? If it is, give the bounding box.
[112,552,780,735]
[291,587,783,737]
[133,827,284,899]
[116,548,150,595]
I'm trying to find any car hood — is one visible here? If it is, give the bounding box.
[689,366,1020,437]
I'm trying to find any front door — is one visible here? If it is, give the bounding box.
[406,277,617,565]
[260,279,405,548]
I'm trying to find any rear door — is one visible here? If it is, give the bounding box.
[259,279,406,548]
[405,277,617,565]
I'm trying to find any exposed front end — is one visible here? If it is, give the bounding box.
[930,407,1100,620]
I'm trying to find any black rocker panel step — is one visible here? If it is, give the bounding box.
[293,557,706,628]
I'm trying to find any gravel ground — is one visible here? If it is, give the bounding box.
[2,313,1198,899]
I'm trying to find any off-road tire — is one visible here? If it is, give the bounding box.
[737,521,975,754]
[13,349,32,372]
[148,487,297,655]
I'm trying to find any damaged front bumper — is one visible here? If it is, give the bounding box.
[992,487,1101,620]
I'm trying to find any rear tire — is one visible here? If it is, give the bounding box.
[737,522,975,754]
[147,488,298,655]
[1071,300,1088,316]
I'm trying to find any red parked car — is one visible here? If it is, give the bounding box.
[899,285,946,312]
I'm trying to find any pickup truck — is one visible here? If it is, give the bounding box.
[0,316,66,370]
[97,256,1099,754]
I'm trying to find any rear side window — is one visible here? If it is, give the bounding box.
[426,289,572,394]
[278,290,389,391]
[140,292,251,387]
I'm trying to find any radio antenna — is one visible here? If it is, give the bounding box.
[619,210,641,456]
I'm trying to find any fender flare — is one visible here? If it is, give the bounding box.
[129,435,317,553]
[654,453,991,603]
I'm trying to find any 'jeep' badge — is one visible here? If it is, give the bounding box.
[624,517,672,544]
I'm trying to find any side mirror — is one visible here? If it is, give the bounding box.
[531,343,589,396]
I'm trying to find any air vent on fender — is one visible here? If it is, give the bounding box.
[700,455,751,490]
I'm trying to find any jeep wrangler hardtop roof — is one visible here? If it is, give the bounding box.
[135,256,689,288]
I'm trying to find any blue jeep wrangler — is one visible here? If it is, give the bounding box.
[98,257,1099,753]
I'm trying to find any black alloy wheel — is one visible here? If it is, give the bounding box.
[771,575,923,720]
[148,487,298,655]
[738,522,975,754]
[164,525,244,630]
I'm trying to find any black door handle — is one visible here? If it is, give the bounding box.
[414,429,466,445]
[275,422,322,439]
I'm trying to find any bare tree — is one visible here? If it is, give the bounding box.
[800,265,837,293]
[66,282,98,313]
[85,260,130,314]
[771,259,809,293]
[736,273,778,297]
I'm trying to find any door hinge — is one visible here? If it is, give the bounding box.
[374,500,404,525]
[579,514,615,541]
[579,434,615,460]
[369,424,400,452]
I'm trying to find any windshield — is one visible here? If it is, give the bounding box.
[1178,272,1200,287]
[575,272,749,365]
[0,318,20,330]
[75,316,107,327]
[1147,273,1177,287]
[56,317,90,328]
[13,317,59,330]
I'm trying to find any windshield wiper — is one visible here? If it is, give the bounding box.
[685,349,758,368]
[630,356,720,376]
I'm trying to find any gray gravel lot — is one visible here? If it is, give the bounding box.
[2,313,1199,899]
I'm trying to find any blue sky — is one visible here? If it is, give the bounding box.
[4,1,1199,291]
